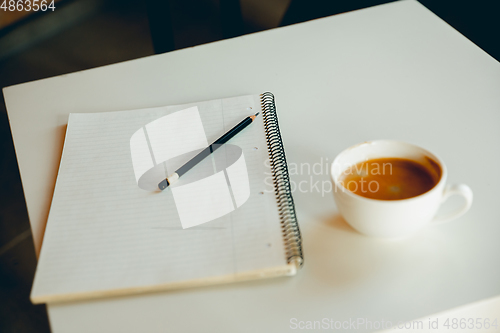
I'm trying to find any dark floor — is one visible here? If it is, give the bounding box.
[0,0,498,332]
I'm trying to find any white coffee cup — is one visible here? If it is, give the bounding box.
[330,140,473,238]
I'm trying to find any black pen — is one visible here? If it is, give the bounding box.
[158,112,259,190]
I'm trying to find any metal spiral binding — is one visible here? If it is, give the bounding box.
[260,92,303,268]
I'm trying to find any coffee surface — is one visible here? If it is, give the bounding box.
[339,157,440,200]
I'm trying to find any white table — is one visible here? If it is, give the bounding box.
[4,1,500,332]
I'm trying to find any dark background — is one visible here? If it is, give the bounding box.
[0,0,498,331]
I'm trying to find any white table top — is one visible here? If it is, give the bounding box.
[4,0,500,332]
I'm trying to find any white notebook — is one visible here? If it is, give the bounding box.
[31,93,303,304]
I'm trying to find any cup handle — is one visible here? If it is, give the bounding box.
[432,184,473,225]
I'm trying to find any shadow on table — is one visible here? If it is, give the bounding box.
[305,211,453,289]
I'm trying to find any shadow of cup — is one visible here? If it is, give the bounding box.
[305,213,453,289]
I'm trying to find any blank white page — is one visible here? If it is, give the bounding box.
[31,94,289,303]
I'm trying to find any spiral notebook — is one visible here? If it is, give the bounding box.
[30,92,303,304]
